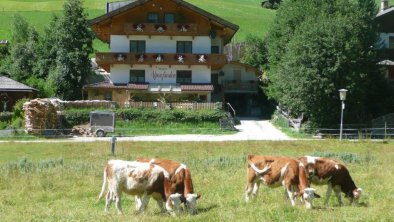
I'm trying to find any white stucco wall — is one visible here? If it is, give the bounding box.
[220,64,258,82]
[379,33,394,48]
[110,35,211,54]
[110,64,211,84]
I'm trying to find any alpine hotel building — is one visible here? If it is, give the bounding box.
[84,0,260,113]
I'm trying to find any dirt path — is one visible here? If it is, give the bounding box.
[0,119,291,143]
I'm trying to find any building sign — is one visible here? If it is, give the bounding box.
[152,66,176,80]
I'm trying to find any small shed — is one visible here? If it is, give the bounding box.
[0,76,39,112]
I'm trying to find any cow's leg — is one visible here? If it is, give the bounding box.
[114,191,123,215]
[155,198,166,213]
[324,183,333,207]
[135,195,143,211]
[333,186,343,206]
[245,168,257,202]
[252,180,261,198]
[245,182,255,202]
[284,182,296,206]
[104,190,112,213]
[137,192,151,214]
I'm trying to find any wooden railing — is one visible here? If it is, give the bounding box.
[124,23,198,36]
[96,52,227,71]
[123,101,222,110]
[222,82,258,92]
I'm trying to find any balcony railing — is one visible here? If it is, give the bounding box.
[96,52,228,71]
[222,81,258,92]
[124,23,198,36]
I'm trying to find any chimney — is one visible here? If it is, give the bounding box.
[381,0,389,12]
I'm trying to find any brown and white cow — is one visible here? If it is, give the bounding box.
[137,158,201,215]
[246,155,318,209]
[298,156,362,206]
[97,160,181,215]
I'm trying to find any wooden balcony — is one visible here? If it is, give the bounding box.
[223,81,258,93]
[96,52,228,72]
[124,23,198,36]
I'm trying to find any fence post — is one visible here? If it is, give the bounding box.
[385,122,387,140]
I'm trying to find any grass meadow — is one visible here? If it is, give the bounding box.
[0,140,393,221]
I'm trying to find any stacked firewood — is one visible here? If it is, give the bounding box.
[23,99,60,135]
[71,126,93,136]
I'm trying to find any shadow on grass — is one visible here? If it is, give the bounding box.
[197,204,219,214]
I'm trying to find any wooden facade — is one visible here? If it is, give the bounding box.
[91,0,238,44]
[96,52,227,72]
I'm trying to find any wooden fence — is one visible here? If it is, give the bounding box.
[124,102,222,110]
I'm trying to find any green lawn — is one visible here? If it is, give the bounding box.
[112,120,235,136]
[0,140,393,221]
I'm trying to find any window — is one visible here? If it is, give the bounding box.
[176,71,192,84]
[130,70,145,83]
[130,41,146,53]
[148,13,159,23]
[211,46,220,54]
[104,92,112,101]
[389,36,394,49]
[164,13,175,23]
[176,41,192,53]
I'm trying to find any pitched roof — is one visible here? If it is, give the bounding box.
[376,6,394,18]
[181,84,213,91]
[0,76,38,92]
[83,81,149,90]
[378,60,394,66]
[90,0,239,32]
[376,6,394,32]
[84,81,213,92]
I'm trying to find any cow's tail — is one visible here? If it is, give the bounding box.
[97,167,107,203]
[248,160,271,175]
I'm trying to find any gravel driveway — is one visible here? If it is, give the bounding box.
[0,119,291,143]
[72,119,291,142]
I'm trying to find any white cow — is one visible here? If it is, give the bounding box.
[97,160,181,215]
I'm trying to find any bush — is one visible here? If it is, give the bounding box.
[62,109,92,127]
[62,108,227,128]
[116,108,226,123]
[0,112,12,122]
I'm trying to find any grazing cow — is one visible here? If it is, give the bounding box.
[246,155,317,209]
[137,158,201,215]
[298,156,362,206]
[97,160,181,215]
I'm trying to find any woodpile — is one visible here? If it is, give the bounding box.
[23,99,61,135]
[71,125,93,137]
[23,99,113,135]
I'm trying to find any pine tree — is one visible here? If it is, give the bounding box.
[50,0,94,100]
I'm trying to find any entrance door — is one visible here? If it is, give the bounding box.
[211,73,219,92]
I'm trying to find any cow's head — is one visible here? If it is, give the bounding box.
[303,188,317,209]
[166,193,182,216]
[185,193,201,215]
[349,188,362,204]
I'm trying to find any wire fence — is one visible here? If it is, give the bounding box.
[1,126,394,140]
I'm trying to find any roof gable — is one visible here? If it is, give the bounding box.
[90,0,238,31]
[0,76,38,92]
[376,6,394,32]
[90,0,239,44]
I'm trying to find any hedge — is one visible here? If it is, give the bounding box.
[0,112,13,122]
[62,108,227,127]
